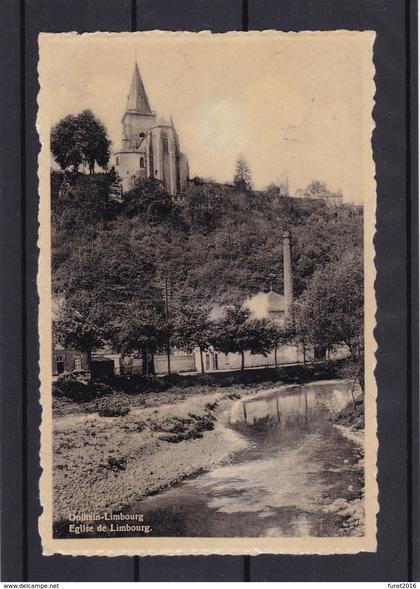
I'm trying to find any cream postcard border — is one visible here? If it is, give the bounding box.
[37,30,378,556]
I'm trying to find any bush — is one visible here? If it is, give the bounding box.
[96,397,130,417]
[53,359,349,404]
[103,457,127,472]
[98,405,130,417]
[53,372,97,402]
[155,413,215,443]
[160,360,347,389]
[54,371,75,387]
[333,398,364,431]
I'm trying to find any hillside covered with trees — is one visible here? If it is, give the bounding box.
[52,171,362,301]
[51,168,363,369]
[50,110,364,378]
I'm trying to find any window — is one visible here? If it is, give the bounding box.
[116,156,119,166]
[139,156,145,168]
[74,356,82,371]
[149,142,154,177]
[56,355,64,374]
[161,132,169,155]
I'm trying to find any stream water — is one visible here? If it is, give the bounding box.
[126,380,364,538]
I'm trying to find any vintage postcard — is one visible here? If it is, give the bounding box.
[37,30,378,556]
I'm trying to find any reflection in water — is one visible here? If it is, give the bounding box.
[293,512,311,537]
[230,386,343,430]
[126,381,363,538]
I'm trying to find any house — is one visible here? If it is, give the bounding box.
[52,341,89,376]
[294,187,344,207]
[244,289,287,325]
[51,297,90,377]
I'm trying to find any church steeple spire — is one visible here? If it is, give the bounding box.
[126,61,152,114]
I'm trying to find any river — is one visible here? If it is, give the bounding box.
[126,380,364,538]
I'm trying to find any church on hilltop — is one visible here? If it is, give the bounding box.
[114,62,189,194]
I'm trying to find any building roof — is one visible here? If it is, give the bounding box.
[244,290,286,319]
[126,62,152,114]
[206,291,286,323]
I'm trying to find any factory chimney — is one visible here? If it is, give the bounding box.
[283,230,293,317]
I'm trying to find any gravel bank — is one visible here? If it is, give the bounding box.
[53,385,255,524]
[330,395,365,534]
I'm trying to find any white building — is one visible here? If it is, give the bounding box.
[194,231,304,372]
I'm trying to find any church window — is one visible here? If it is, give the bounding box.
[139,156,145,168]
[116,156,119,166]
[149,142,154,177]
[161,132,169,156]
[175,139,181,193]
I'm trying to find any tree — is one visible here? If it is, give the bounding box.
[287,301,310,365]
[265,321,291,366]
[52,169,363,316]
[123,178,183,227]
[291,252,364,383]
[212,306,273,370]
[172,305,214,374]
[265,183,281,199]
[52,173,120,238]
[54,293,106,369]
[51,115,84,172]
[77,110,111,174]
[302,180,334,200]
[233,155,253,191]
[51,110,111,174]
[50,169,364,380]
[110,302,168,376]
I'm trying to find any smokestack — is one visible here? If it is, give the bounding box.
[283,230,293,316]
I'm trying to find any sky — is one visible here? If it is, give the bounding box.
[39,31,375,203]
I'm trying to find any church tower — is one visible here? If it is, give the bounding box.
[114,61,189,195]
[121,62,156,149]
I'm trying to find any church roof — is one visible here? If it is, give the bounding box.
[157,116,171,126]
[126,62,152,114]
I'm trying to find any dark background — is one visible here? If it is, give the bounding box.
[1,0,418,581]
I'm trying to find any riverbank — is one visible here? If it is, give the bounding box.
[53,378,365,537]
[53,383,260,524]
[332,396,365,446]
[325,395,365,533]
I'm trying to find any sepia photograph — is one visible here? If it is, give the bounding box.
[37,31,377,555]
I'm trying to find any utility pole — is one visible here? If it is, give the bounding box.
[164,276,171,374]
[283,230,294,318]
